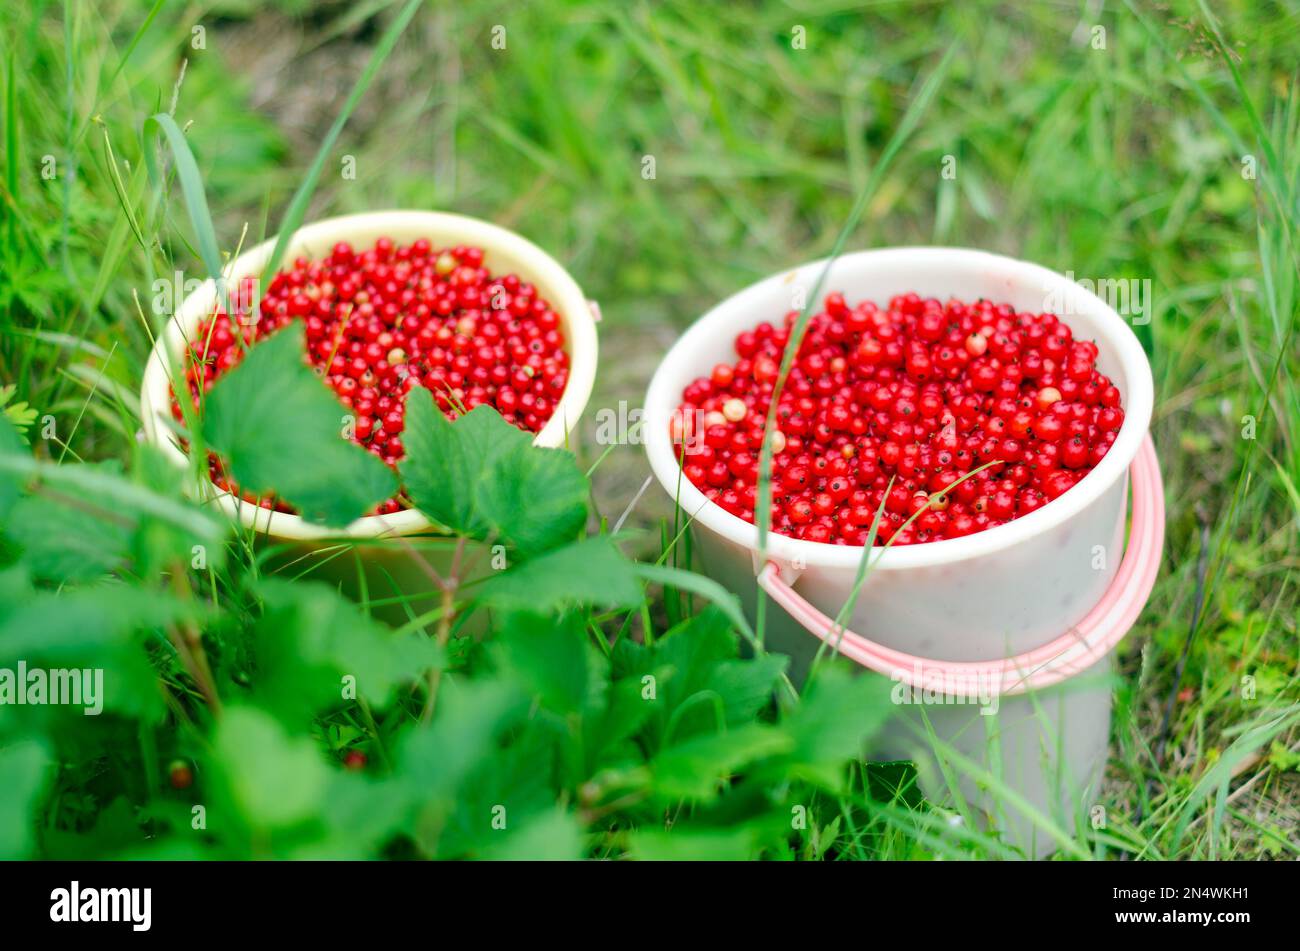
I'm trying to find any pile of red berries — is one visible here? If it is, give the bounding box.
[673,292,1125,546]
[171,237,569,515]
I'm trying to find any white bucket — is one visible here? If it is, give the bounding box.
[139,210,599,610]
[644,247,1162,855]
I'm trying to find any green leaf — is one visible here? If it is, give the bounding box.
[495,611,602,715]
[778,667,894,790]
[291,772,416,861]
[477,436,588,555]
[584,676,657,770]
[437,723,560,858]
[250,579,442,723]
[130,442,228,578]
[0,739,51,859]
[651,724,792,801]
[0,384,37,439]
[654,609,739,687]
[0,565,31,623]
[212,707,327,829]
[41,797,145,861]
[0,449,224,542]
[202,327,397,526]
[704,655,789,727]
[5,466,132,582]
[0,586,197,720]
[397,679,535,857]
[4,447,225,583]
[613,608,775,749]
[399,679,525,801]
[0,586,194,657]
[632,563,754,643]
[483,807,583,861]
[628,825,763,861]
[475,537,643,610]
[0,414,26,521]
[401,393,517,537]
[401,394,587,555]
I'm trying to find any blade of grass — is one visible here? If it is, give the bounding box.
[59,0,76,278]
[753,44,957,648]
[141,112,228,310]
[632,561,799,704]
[4,49,17,255]
[107,0,167,87]
[812,460,1001,671]
[258,0,424,286]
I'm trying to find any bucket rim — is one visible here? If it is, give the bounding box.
[643,246,1154,571]
[138,209,599,542]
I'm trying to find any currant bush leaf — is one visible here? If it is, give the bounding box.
[211,707,328,829]
[776,666,894,791]
[5,463,133,582]
[493,611,604,715]
[477,435,588,555]
[482,807,583,861]
[583,676,656,770]
[612,608,782,750]
[627,824,765,861]
[291,773,418,861]
[475,536,642,610]
[40,797,148,861]
[0,414,29,522]
[704,656,790,727]
[398,680,526,799]
[0,739,52,860]
[651,724,793,801]
[400,393,587,555]
[131,442,229,577]
[202,327,397,526]
[400,392,513,537]
[248,579,443,724]
[0,585,201,720]
[2,445,226,583]
[435,724,560,858]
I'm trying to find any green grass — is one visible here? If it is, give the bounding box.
[0,0,1296,859]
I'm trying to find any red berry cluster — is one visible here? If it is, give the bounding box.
[171,237,569,515]
[673,293,1125,546]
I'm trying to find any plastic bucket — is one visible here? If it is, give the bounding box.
[644,247,1163,854]
[139,210,599,612]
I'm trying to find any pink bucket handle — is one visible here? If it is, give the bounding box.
[756,434,1165,698]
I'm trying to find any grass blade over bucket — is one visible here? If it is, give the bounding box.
[753,45,957,649]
